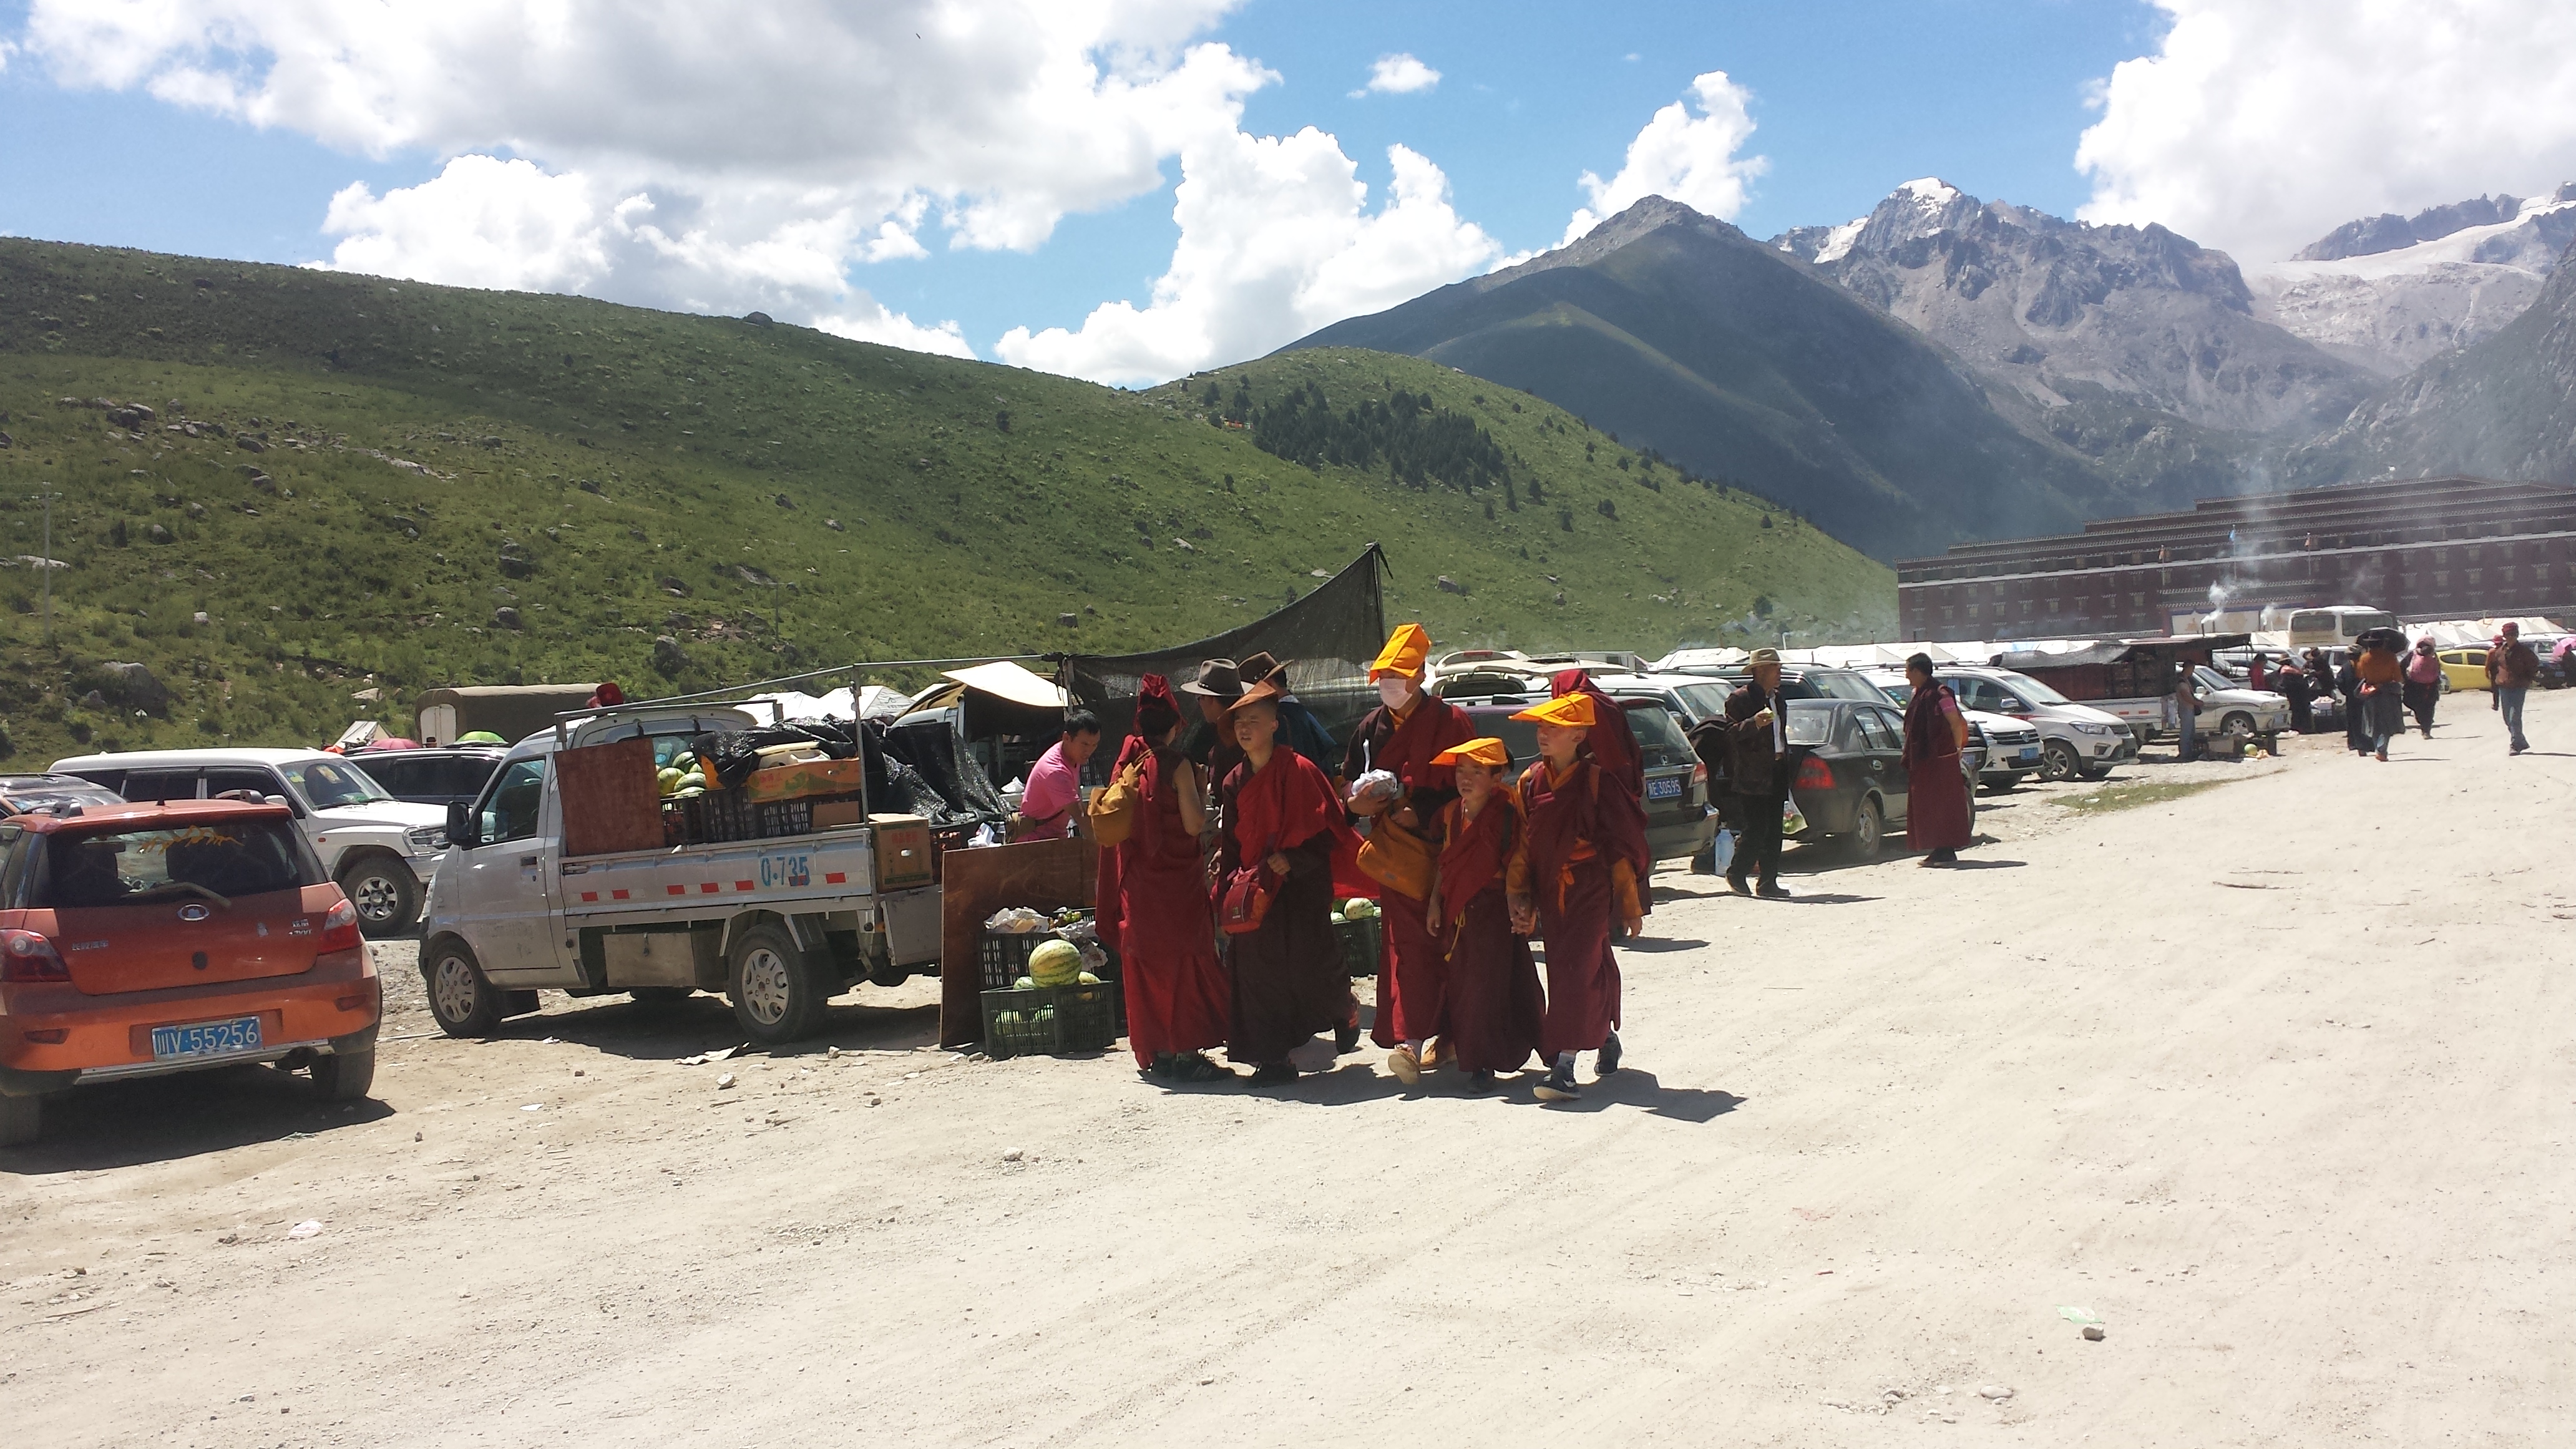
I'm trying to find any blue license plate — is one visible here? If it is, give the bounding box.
[150,1015,263,1061]
[2019,746,2041,763]
[1646,775,1684,801]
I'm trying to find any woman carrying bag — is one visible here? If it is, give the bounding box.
[1215,683,1362,1085]
[1093,675,1231,1083]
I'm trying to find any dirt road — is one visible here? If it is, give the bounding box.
[7,696,2570,1446]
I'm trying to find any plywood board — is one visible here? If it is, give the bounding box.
[557,737,665,858]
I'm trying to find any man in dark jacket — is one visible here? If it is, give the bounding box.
[1719,648,1792,898]
[2487,622,2541,754]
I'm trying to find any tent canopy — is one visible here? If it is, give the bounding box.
[941,660,1070,709]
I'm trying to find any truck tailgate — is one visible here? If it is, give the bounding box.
[559,831,881,917]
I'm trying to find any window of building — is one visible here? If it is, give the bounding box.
[2469,570,2483,585]
[1943,607,1955,623]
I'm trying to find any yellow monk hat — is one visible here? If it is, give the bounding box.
[1368,622,1433,681]
[1510,693,1594,728]
[1431,737,1511,768]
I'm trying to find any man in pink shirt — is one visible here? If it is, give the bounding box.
[1011,709,1101,841]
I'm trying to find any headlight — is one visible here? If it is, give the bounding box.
[2076,722,2118,736]
[406,824,449,852]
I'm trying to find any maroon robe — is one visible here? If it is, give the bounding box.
[1435,794,1545,1074]
[1901,681,1974,852]
[1217,749,1359,1066]
[1102,741,1229,1070]
[1551,668,1644,801]
[1518,758,1649,1061]
[1344,692,1475,1047]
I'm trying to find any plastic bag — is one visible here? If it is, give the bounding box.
[1347,769,1401,806]
[983,905,1047,934]
[1782,799,1809,837]
[1710,827,1737,876]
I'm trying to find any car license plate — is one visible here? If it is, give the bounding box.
[1646,775,1683,801]
[150,1016,263,1062]
[2019,746,2041,763]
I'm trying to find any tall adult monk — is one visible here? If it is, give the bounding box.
[1425,738,1545,1092]
[1218,683,1362,1085]
[1342,622,1475,1084]
[1100,675,1231,1083]
[1899,653,1973,867]
[1507,691,1649,1103]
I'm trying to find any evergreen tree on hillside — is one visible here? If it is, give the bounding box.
[1246,383,1511,494]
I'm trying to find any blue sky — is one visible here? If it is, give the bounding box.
[9,0,2564,386]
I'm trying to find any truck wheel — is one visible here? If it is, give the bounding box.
[728,924,826,1044]
[338,855,419,939]
[309,1048,377,1101]
[1844,796,1885,862]
[0,1093,41,1148]
[425,939,504,1038]
[2038,740,2082,782]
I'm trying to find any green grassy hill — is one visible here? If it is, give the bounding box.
[0,237,1893,763]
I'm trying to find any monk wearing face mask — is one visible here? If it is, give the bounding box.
[1341,623,1476,1085]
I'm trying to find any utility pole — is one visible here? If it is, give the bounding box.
[29,484,60,649]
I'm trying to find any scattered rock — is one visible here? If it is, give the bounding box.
[1553,591,1567,606]
[715,1073,737,1089]
[658,576,691,598]
[184,501,208,520]
[1435,574,1466,595]
[1058,613,1078,627]
[2081,1325,2106,1341]
[0,432,12,449]
[773,493,794,509]
[192,612,209,625]
[734,564,776,587]
[493,607,523,630]
[743,311,774,327]
[106,404,155,430]
[286,1220,323,1239]
[824,518,844,532]
[497,542,535,580]
[236,436,266,454]
[1978,1385,2013,1400]
[651,635,690,676]
[97,661,172,715]
[577,479,601,494]
[145,523,174,545]
[1002,1148,1023,1163]
[1172,538,1194,553]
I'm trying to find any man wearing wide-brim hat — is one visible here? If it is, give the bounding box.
[1179,657,1247,796]
[1716,646,1793,897]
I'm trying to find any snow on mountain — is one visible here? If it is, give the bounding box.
[2248,185,2576,376]
[1770,180,2369,439]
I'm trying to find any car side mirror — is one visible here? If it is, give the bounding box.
[263,794,288,809]
[446,800,476,850]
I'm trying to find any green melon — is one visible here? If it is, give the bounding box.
[1028,938,1083,987]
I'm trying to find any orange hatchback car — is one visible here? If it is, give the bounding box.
[0,799,381,1145]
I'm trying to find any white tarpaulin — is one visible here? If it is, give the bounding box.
[942,660,1070,708]
[743,683,916,721]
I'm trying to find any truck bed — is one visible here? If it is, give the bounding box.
[558,826,881,922]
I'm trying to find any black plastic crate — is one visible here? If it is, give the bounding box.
[978,929,1064,991]
[980,982,1118,1058]
[1335,912,1383,977]
[756,800,812,839]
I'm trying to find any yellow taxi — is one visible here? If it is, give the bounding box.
[2436,648,2490,691]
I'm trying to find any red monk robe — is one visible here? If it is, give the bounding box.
[1344,691,1475,1048]
[1551,668,1644,801]
[1099,734,1229,1071]
[1217,745,1361,1068]
[1433,792,1545,1075]
[1511,756,1650,1062]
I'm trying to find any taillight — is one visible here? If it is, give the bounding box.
[318,899,363,953]
[0,929,69,982]
[1690,762,1707,786]
[1794,757,1835,791]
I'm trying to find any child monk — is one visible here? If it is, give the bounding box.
[1419,738,1545,1092]
[1506,691,1650,1102]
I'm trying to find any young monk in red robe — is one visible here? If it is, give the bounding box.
[1098,675,1231,1083]
[1218,684,1362,1085]
[1342,622,1475,1083]
[1421,738,1546,1092]
[1507,691,1651,1102]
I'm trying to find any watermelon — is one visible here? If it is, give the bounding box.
[657,766,685,794]
[1028,939,1083,987]
[1077,971,1101,985]
[1014,975,1037,991]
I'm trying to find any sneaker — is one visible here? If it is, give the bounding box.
[1756,880,1792,899]
[1596,1030,1622,1076]
[1468,1068,1497,1094]
[1386,1045,1422,1085]
[1334,1021,1362,1055]
[1168,1051,1231,1083]
[1248,1062,1299,1086]
[1534,1065,1581,1102]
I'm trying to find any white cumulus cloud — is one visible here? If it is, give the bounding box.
[1562,71,1767,246]
[18,0,1266,356]
[997,134,1500,386]
[1354,52,1439,97]
[2077,0,2576,263]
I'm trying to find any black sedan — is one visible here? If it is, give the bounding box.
[1775,698,1974,862]
[1452,697,1710,861]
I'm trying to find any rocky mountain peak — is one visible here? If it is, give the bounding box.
[2291,187,2575,262]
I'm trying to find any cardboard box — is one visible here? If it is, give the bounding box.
[871,812,935,890]
[743,756,866,804]
[811,799,865,829]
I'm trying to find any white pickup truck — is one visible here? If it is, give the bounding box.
[416,705,944,1044]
